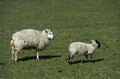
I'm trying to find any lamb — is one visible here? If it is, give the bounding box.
[10,29,54,62]
[67,40,100,64]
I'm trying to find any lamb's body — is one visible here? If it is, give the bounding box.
[68,40,100,64]
[69,42,96,55]
[10,29,54,62]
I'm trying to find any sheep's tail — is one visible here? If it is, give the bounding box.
[10,40,14,46]
[10,40,15,49]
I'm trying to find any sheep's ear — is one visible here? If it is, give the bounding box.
[91,40,94,43]
[45,30,48,33]
[43,29,48,33]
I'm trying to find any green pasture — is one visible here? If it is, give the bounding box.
[0,0,120,79]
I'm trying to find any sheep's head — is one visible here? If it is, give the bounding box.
[43,29,54,40]
[91,40,101,48]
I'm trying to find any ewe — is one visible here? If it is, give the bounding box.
[68,40,100,64]
[10,29,54,62]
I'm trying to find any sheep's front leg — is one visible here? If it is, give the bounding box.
[82,52,88,63]
[36,51,39,60]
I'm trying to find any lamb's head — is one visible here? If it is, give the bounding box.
[91,40,101,48]
[43,29,54,40]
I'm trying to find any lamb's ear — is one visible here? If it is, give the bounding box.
[91,40,94,43]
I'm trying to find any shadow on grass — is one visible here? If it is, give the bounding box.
[0,62,5,66]
[18,55,61,61]
[0,62,5,65]
[72,58,104,65]
[0,62,5,68]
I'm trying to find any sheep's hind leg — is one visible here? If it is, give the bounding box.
[14,51,18,62]
[11,50,15,61]
[11,46,15,61]
[11,49,18,63]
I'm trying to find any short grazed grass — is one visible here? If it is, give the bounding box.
[0,0,120,79]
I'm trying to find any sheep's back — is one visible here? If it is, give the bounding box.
[69,42,88,54]
[12,29,42,48]
[12,29,40,41]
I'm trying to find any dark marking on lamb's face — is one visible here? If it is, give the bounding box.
[95,40,101,48]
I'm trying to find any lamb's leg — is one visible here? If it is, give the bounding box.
[90,54,94,63]
[68,54,73,65]
[82,52,88,63]
[36,51,39,60]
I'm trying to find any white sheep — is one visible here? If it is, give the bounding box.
[10,29,54,62]
[68,40,100,64]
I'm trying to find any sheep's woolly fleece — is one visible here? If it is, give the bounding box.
[68,40,100,64]
[10,29,54,62]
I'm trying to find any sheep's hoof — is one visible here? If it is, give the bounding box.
[37,59,40,61]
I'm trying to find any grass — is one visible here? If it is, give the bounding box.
[0,0,120,79]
